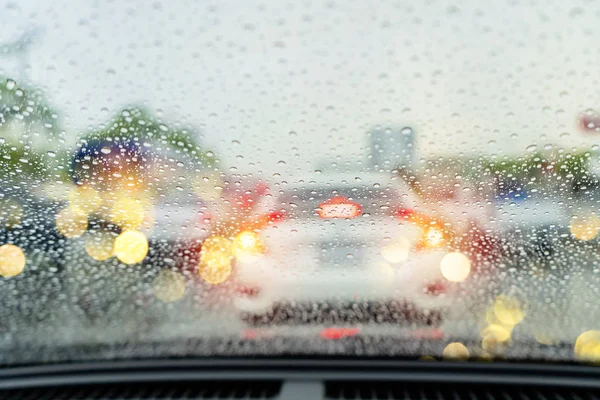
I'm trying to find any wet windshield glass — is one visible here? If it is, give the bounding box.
[2,0,600,364]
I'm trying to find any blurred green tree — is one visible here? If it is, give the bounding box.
[0,77,65,180]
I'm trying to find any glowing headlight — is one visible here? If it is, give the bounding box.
[424,226,445,248]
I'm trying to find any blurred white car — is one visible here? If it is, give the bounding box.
[232,173,469,325]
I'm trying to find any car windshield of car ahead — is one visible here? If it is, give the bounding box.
[1,0,600,365]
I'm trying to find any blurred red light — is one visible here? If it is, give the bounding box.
[320,327,360,340]
[394,208,415,219]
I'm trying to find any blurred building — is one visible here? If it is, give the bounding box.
[369,126,416,171]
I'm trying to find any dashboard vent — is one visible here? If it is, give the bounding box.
[0,380,282,400]
[325,381,598,400]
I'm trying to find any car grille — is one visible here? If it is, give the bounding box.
[241,300,443,326]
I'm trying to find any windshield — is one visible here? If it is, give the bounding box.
[2,0,600,365]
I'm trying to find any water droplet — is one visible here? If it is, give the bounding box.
[205,151,214,158]
[526,144,537,152]
[401,127,413,136]
[5,79,16,90]
[100,147,112,154]
[46,151,56,158]
[289,131,297,136]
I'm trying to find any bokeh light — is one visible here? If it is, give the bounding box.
[199,235,233,284]
[493,295,525,325]
[84,230,115,261]
[570,213,600,241]
[481,324,512,343]
[381,237,410,263]
[0,244,26,278]
[0,244,25,278]
[440,252,471,282]
[109,197,146,230]
[68,185,102,214]
[198,260,232,284]
[114,230,149,264]
[575,330,600,362]
[534,332,554,345]
[423,226,445,248]
[56,207,88,238]
[442,342,469,360]
[153,269,186,303]
[200,236,233,268]
[232,230,265,261]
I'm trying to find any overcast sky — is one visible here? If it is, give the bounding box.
[2,0,600,176]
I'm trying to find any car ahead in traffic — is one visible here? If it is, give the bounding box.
[231,173,477,327]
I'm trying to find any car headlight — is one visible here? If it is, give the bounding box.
[422,226,446,248]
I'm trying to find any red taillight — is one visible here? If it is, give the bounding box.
[266,210,285,223]
[424,280,448,296]
[320,327,360,340]
[394,207,415,220]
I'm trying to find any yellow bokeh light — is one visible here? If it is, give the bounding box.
[570,213,600,241]
[0,244,26,278]
[575,330,600,362]
[114,230,148,264]
[232,231,265,261]
[109,197,145,229]
[493,295,525,326]
[442,342,470,361]
[56,207,88,238]
[481,334,507,353]
[201,236,232,265]
[199,236,233,284]
[440,252,471,282]
[198,260,232,284]
[84,230,115,261]
[0,199,23,228]
[381,237,410,263]
[68,185,102,214]
[424,226,445,248]
[481,324,512,343]
[534,332,554,346]
[153,269,186,303]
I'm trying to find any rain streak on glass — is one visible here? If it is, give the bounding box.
[0,0,599,365]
